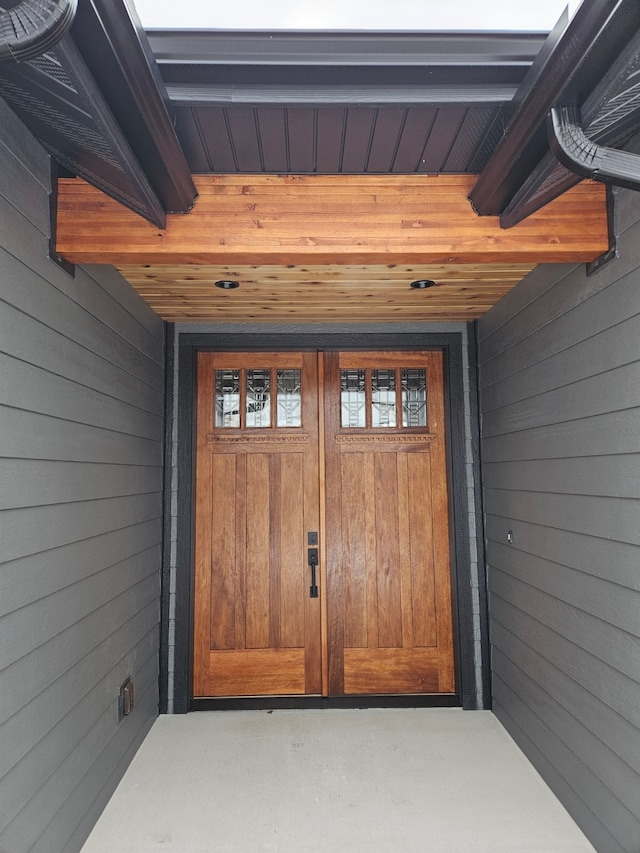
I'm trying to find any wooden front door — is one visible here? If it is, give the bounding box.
[193,352,322,697]
[324,351,454,695]
[193,350,455,698]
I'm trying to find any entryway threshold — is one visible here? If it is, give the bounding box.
[191,693,460,711]
[80,709,596,852]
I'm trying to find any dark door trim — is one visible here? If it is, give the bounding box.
[162,330,490,712]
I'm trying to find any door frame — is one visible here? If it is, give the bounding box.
[162,328,490,712]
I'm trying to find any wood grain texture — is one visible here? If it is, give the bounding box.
[193,352,321,697]
[280,454,305,648]
[373,453,403,648]
[57,175,608,266]
[54,173,608,323]
[194,348,456,698]
[324,350,455,695]
[344,648,439,693]
[206,650,306,696]
[340,454,368,648]
[113,262,536,323]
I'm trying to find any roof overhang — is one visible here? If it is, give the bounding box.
[2,1,639,322]
[470,0,640,225]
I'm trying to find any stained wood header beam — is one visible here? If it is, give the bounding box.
[56,175,608,266]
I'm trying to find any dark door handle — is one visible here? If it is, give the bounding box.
[307,548,319,598]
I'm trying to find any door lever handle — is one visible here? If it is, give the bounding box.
[307,548,319,598]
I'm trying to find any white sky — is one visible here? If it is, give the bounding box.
[132,0,581,32]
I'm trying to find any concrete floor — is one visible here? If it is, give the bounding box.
[81,709,596,853]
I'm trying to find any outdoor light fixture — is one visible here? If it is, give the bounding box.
[410,279,436,289]
[214,280,240,289]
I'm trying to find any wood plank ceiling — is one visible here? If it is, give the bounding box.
[56,174,608,323]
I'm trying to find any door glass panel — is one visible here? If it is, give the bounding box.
[341,369,366,428]
[215,369,240,428]
[371,369,396,427]
[246,369,271,427]
[277,369,302,427]
[402,368,427,427]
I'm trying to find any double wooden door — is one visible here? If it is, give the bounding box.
[193,350,454,698]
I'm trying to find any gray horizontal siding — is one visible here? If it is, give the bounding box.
[484,488,640,545]
[493,673,633,853]
[3,493,161,564]
[1,460,161,509]
[0,406,162,465]
[494,652,640,836]
[482,408,640,462]
[0,94,164,853]
[478,179,640,853]
[491,624,640,777]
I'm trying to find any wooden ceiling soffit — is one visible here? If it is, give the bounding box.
[113,262,538,323]
[56,174,608,267]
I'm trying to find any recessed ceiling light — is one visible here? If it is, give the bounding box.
[410,279,436,289]
[215,280,240,289]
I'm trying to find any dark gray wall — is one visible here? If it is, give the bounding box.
[0,97,164,853]
[478,185,640,853]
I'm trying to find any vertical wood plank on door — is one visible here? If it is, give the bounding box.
[409,452,436,647]
[426,352,456,692]
[268,454,282,650]
[374,452,403,648]
[234,454,247,650]
[341,453,367,648]
[280,453,305,649]
[210,454,237,649]
[396,453,415,650]
[246,453,271,649]
[316,353,329,696]
[364,452,379,651]
[324,352,345,693]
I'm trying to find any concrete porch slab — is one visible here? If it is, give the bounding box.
[80,709,596,852]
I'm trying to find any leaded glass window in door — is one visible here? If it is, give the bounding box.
[341,369,366,428]
[246,369,271,428]
[371,369,396,427]
[277,369,302,427]
[214,366,302,429]
[215,369,240,427]
[340,366,428,429]
[401,369,427,427]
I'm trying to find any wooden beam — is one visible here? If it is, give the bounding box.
[56,174,608,266]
